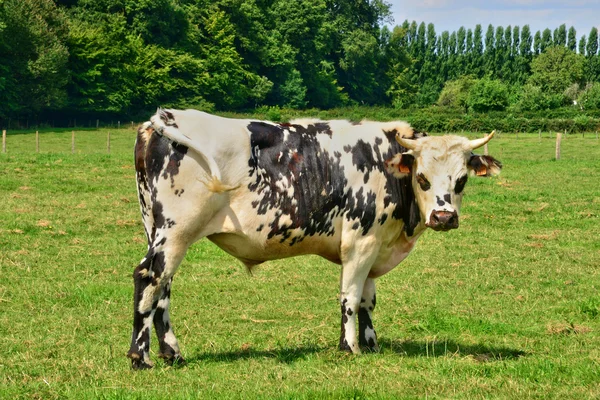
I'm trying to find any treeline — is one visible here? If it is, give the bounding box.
[2,0,600,128]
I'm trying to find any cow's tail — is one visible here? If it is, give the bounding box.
[135,123,157,247]
[150,109,238,194]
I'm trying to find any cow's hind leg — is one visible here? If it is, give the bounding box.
[127,240,187,369]
[153,277,185,366]
[359,278,379,352]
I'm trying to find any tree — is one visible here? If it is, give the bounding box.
[553,24,566,46]
[472,24,484,77]
[514,25,532,84]
[578,83,600,109]
[541,28,552,52]
[579,35,587,55]
[0,0,69,118]
[587,27,598,56]
[533,30,541,55]
[484,24,495,74]
[521,25,533,57]
[512,26,520,56]
[529,46,585,94]
[586,28,600,82]
[437,75,476,111]
[567,26,577,51]
[457,27,466,55]
[516,84,550,111]
[467,77,509,112]
[385,26,415,108]
[494,26,505,77]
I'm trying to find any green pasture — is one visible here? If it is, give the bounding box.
[1,128,600,399]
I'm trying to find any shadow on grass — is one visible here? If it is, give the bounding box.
[186,345,325,365]
[379,338,527,361]
[183,338,525,365]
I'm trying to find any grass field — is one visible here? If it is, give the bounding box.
[1,127,600,399]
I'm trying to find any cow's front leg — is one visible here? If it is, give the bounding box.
[359,277,379,352]
[339,240,378,354]
[153,277,185,366]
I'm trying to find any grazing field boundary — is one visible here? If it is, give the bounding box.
[2,127,598,158]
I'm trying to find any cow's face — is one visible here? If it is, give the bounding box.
[385,132,502,231]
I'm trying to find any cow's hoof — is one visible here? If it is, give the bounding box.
[131,359,153,370]
[339,338,353,353]
[127,351,153,370]
[360,344,380,353]
[339,340,361,354]
[159,353,187,367]
[359,338,380,353]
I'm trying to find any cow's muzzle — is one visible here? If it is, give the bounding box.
[427,210,459,231]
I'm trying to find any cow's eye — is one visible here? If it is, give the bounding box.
[416,173,431,191]
[455,175,468,194]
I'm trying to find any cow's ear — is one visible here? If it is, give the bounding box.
[468,154,502,177]
[385,153,415,178]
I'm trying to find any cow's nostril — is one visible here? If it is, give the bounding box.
[429,211,459,231]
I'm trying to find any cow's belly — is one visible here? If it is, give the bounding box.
[207,230,342,267]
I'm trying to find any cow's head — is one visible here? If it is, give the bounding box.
[385,132,502,231]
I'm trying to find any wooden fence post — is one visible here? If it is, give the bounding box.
[555,132,562,160]
[118,121,121,130]
[2,129,5,153]
[96,119,99,129]
[72,130,75,154]
[107,131,111,154]
[484,143,489,156]
[36,131,39,153]
[538,129,541,142]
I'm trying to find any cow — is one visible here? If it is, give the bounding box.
[127,109,502,369]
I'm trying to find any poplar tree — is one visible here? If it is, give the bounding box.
[579,35,587,55]
[567,26,577,51]
[494,26,505,78]
[587,27,598,56]
[553,24,566,46]
[533,30,541,55]
[586,27,600,82]
[541,28,552,52]
[473,24,484,77]
[484,24,495,74]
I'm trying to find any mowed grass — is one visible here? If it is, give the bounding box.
[1,128,600,399]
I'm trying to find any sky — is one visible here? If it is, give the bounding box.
[387,0,600,40]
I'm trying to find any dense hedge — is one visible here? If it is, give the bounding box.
[235,106,600,134]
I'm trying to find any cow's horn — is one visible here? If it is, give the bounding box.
[467,130,495,150]
[396,134,418,151]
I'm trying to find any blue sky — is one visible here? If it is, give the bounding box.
[387,0,600,40]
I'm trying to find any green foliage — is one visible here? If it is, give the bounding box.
[3,2,600,122]
[467,78,509,112]
[0,0,69,118]
[579,82,600,109]
[529,46,585,94]
[437,75,476,110]
[514,84,550,111]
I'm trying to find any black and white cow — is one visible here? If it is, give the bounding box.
[127,109,501,369]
